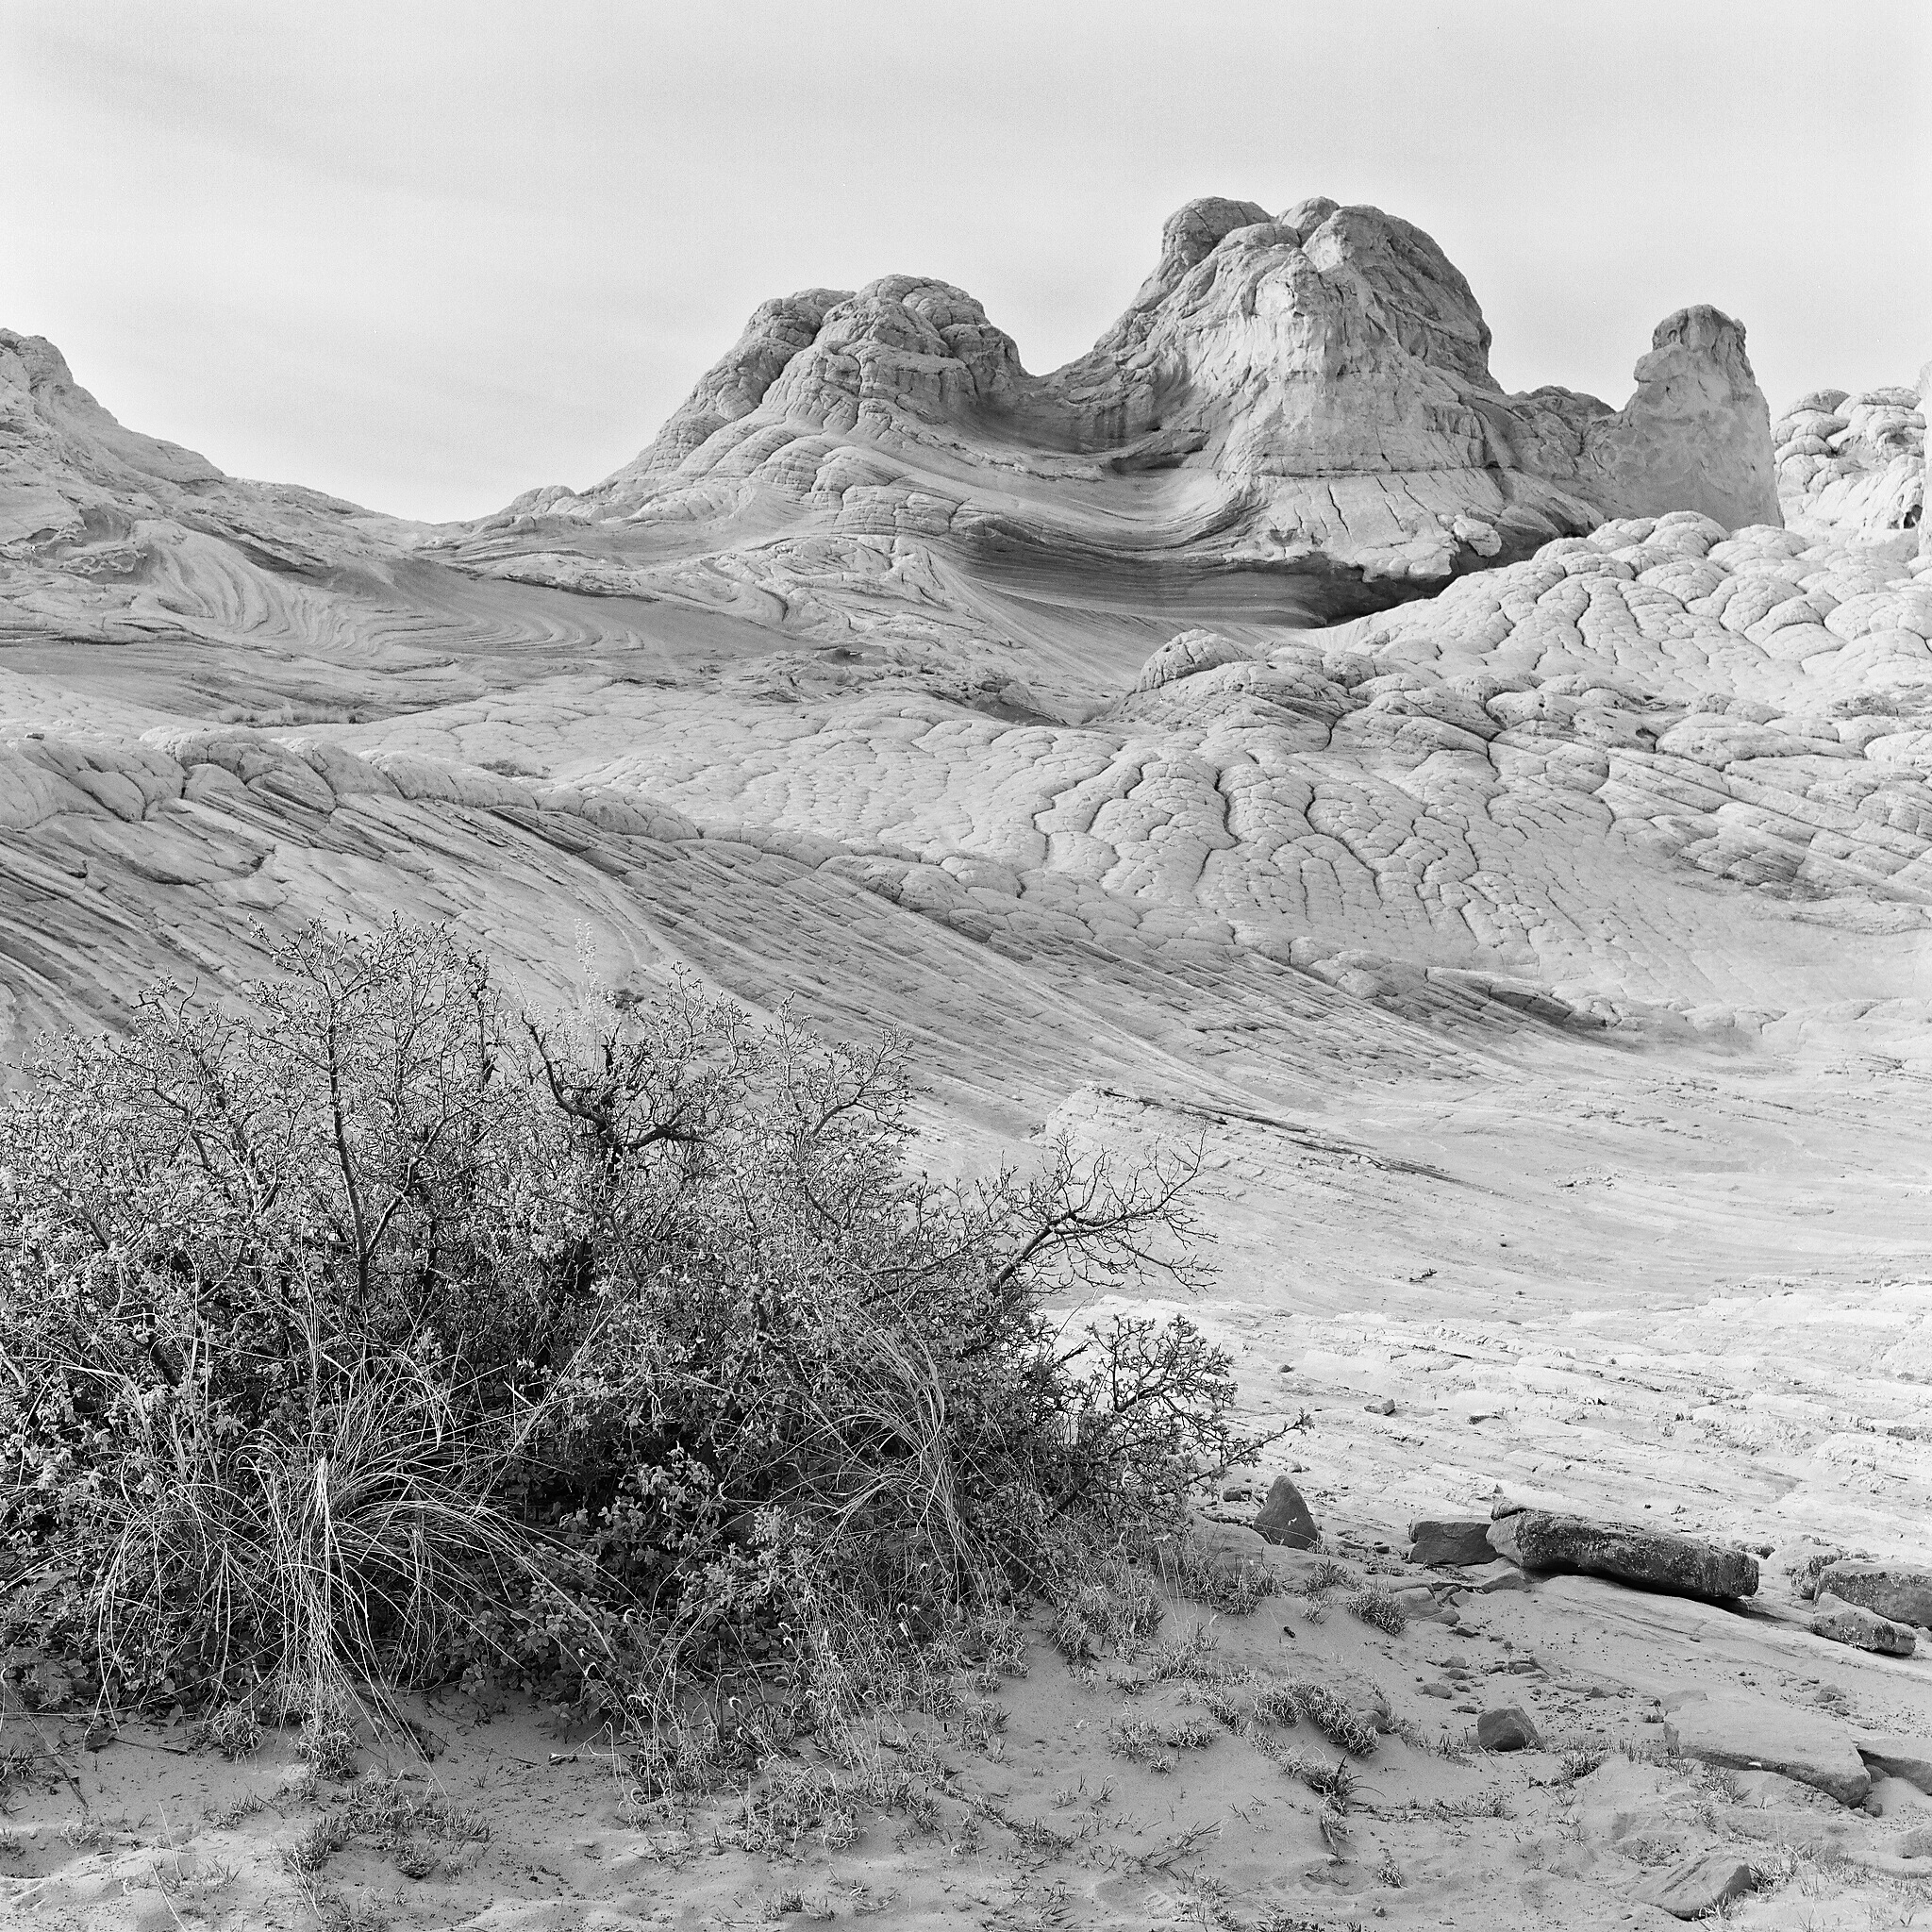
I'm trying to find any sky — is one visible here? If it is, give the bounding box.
[3,1,1926,524]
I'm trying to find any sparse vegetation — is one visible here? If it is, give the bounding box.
[0,920,1260,1764]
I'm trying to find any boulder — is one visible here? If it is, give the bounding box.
[1476,1706,1540,1752]
[1634,1851,1760,1921]
[1817,1560,1932,1629]
[1487,1510,1757,1601]
[1902,1824,1932,1858]
[1252,1475,1318,1551]
[1666,1695,1870,1807]
[1408,1518,1496,1566]
[1856,1735,1932,1797]
[1811,1591,1916,1657]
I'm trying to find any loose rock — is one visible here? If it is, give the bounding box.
[1666,1694,1870,1807]
[1818,1559,1932,1629]
[1252,1474,1318,1550]
[1811,1591,1916,1657]
[1488,1509,1757,1601]
[1634,1851,1760,1920]
[1476,1706,1540,1752]
[1362,1396,1397,1416]
[1407,1518,1495,1566]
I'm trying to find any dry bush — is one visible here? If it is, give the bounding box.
[0,920,1262,1755]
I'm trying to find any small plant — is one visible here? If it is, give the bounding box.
[1557,1742,1608,1783]
[1103,1715,1218,1766]
[1345,1586,1407,1636]
[198,1702,263,1758]
[955,1698,1008,1751]
[1374,1847,1404,1888]
[1301,1559,1356,1596]
[299,1714,359,1785]
[282,1811,350,1874]
[1168,1545,1277,1616]
[393,1840,441,1880]
[1048,1553,1164,1662]
[201,1790,267,1829]
[1287,1683,1380,1756]
[1141,1625,1249,1686]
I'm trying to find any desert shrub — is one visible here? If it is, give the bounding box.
[0,920,1261,1728]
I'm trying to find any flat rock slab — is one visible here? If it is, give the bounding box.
[1408,1518,1494,1566]
[1811,1591,1916,1656]
[1488,1509,1757,1601]
[1819,1559,1932,1628]
[1635,1850,1760,1920]
[1856,1735,1932,1796]
[1459,1558,1534,1594]
[1667,1695,1869,1807]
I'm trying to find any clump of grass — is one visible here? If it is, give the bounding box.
[1301,1559,1356,1596]
[1286,1683,1381,1756]
[299,1713,359,1785]
[1103,1713,1218,1772]
[197,1702,263,1759]
[1345,1585,1407,1636]
[1140,1625,1251,1687]
[281,1812,349,1875]
[1049,1557,1163,1662]
[1167,1544,1278,1616]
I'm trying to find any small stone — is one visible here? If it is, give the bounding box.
[1634,1850,1760,1920]
[1363,1397,1397,1416]
[1811,1591,1916,1657]
[1407,1518,1496,1566]
[1252,1475,1319,1551]
[1476,1706,1540,1752]
[1421,1680,1454,1699]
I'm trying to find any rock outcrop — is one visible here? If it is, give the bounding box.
[484,197,1779,612]
[1666,1695,1870,1807]
[1775,377,1924,538]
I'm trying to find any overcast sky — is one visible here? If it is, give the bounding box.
[5,1,1926,524]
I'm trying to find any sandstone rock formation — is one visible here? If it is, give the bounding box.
[1775,378,1924,538]
[461,197,1778,614]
